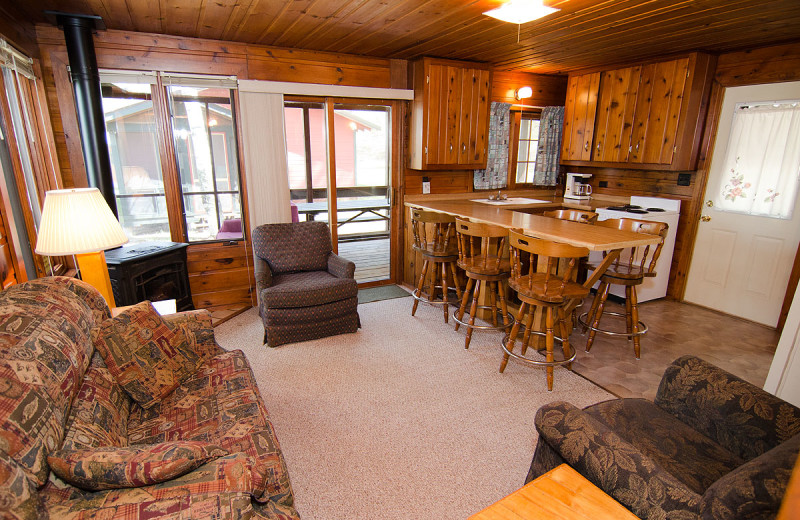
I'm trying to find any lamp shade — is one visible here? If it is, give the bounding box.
[35,188,129,256]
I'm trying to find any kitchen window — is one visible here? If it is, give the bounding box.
[508,109,543,188]
[515,113,541,184]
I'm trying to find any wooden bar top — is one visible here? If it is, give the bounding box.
[469,464,640,520]
[405,198,659,251]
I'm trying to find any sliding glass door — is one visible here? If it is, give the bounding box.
[332,104,390,283]
[284,99,393,285]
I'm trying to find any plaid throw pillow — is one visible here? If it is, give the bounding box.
[47,441,228,490]
[92,301,201,408]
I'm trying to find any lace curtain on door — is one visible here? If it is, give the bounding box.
[716,102,800,219]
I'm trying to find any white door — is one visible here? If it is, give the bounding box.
[685,81,800,326]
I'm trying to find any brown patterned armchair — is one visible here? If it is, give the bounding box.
[528,355,800,520]
[252,221,360,347]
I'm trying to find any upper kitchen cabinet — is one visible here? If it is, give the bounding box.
[564,53,716,170]
[561,72,601,162]
[409,58,492,170]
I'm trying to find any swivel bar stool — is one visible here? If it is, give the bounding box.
[542,209,599,224]
[410,208,462,323]
[499,230,590,391]
[453,218,513,349]
[579,218,668,358]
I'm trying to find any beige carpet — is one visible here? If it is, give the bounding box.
[214,298,614,520]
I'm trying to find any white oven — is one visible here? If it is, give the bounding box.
[589,196,681,302]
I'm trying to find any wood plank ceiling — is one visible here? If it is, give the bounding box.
[11,0,800,74]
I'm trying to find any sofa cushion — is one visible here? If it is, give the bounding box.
[585,398,745,495]
[61,353,131,451]
[253,221,332,274]
[126,350,270,446]
[47,441,228,491]
[263,271,358,309]
[0,277,109,485]
[125,350,296,508]
[92,302,202,409]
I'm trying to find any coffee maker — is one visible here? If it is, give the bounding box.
[564,173,593,200]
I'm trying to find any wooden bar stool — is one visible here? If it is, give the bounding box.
[453,218,513,349]
[499,230,590,391]
[579,218,668,358]
[410,208,462,323]
[542,209,599,224]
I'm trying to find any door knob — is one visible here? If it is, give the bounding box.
[701,215,711,222]
[705,200,714,207]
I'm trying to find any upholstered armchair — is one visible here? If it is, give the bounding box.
[528,355,800,520]
[252,221,360,347]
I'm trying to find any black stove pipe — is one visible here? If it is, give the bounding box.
[51,12,117,216]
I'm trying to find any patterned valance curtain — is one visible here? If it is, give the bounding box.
[715,102,800,219]
[533,106,565,186]
[474,102,512,190]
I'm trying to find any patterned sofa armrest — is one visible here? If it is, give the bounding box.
[327,253,355,279]
[699,433,800,520]
[654,356,800,461]
[163,309,225,361]
[48,453,300,520]
[530,401,700,519]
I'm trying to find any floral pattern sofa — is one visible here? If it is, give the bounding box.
[0,277,299,520]
[527,355,800,519]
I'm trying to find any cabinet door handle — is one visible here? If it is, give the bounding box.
[596,143,600,152]
[450,144,453,152]
[462,143,466,152]
[584,142,589,151]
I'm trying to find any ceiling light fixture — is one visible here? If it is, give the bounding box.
[483,0,559,25]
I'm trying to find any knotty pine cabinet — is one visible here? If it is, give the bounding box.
[562,53,715,171]
[561,71,601,162]
[409,57,492,170]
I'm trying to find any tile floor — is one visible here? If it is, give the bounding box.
[568,298,780,400]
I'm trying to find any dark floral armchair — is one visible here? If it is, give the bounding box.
[252,221,360,347]
[528,355,800,519]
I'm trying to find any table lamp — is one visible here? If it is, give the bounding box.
[35,188,128,307]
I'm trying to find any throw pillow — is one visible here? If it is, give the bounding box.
[47,441,228,491]
[92,301,201,409]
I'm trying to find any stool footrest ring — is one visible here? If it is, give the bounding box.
[412,286,461,307]
[452,306,514,331]
[577,311,648,338]
[501,331,576,367]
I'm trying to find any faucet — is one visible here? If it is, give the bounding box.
[489,190,507,201]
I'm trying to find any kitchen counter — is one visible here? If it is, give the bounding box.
[405,196,658,251]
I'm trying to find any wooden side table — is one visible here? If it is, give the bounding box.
[469,464,639,520]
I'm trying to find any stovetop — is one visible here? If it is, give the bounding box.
[600,196,681,216]
[604,204,667,214]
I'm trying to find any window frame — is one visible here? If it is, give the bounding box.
[99,71,247,245]
[507,107,543,190]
